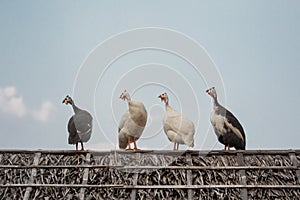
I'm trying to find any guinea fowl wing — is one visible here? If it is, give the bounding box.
[73,110,93,142]
[118,111,129,133]
[165,115,194,136]
[118,111,130,149]
[224,110,246,142]
[128,101,147,127]
[165,107,194,136]
[67,116,80,144]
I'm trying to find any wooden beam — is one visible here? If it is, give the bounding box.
[2,183,300,189]
[237,152,247,200]
[23,152,41,200]
[79,153,91,200]
[186,153,193,200]
[0,149,299,155]
[130,153,140,200]
[289,153,300,184]
[1,165,297,170]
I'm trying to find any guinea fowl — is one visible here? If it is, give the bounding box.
[206,87,246,150]
[158,92,195,150]
[62,95,93,151]
[118,90,147,150]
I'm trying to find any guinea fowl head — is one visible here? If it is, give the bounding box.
[206,87,217,99]
[119,90,131,101]
[158,92,169,104]
[62,95,73,105]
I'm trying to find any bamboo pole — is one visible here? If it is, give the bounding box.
[237,152,247,200]
[1,165,297,170]
[130,153,140,200]
[2,183,300,189]
[186,153,193,200]
[289,153,300,185]
[23,152,41,200]
[79,153,91,200]
[0,149,299,155]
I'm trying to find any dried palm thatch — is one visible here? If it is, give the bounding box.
[0,149,299,200]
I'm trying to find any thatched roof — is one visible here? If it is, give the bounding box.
[0,149,299,199]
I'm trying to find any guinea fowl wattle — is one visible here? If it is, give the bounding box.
[62,95,93,151]
[206,87,246,150]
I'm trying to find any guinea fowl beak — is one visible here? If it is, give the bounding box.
[62,99,70,104]
[158,95,163,101]
[206,89,209,94]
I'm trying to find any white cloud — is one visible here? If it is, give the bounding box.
[31,101,55,122]
[0,87,26,117]
[4,86,16,97]
[7,96,27,117]
[0,86,55,122]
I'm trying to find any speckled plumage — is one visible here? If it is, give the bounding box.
[63,96,93,150]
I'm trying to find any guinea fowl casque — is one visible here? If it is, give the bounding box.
[62,95,93,151]
[158,92,195,150]
[206,87,246,150]
[118,90,147,150]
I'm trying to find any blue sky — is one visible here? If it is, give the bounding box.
[0,1,299,150]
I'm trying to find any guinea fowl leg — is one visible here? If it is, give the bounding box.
[224,145,226,151]
[126,137,132,150]
[227,144,230,151]
[80,141,84,151]
[176,143,179,150]
[173,143,176,150]
[76,143,78,151]
[133,137,138,150]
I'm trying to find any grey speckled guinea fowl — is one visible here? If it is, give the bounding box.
[62,95,93,151]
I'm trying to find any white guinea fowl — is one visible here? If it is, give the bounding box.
[206,87,246,150]
[118,90,147,150]
[158,92,195,150]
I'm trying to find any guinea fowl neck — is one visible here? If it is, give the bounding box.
[126,97,131,106]
[71,102,80,113]
[165,99,169,108]
[213,96,220,107]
